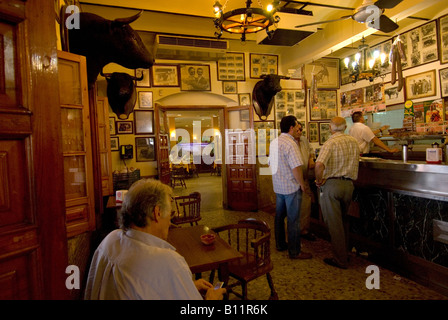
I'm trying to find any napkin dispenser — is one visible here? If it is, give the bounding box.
[426,142,442,164]
[116,190,128,204]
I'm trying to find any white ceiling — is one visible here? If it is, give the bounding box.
[80,0,448,65]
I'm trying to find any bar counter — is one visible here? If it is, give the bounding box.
[357,157,448,200]
[342,157,448,295]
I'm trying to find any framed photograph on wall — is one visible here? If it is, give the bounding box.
[308,122,319,143]
[109,117,116,135]
[238,93,251,106]
[134,110,154,135]
[400,20,438,70]
[135,137,156,162]
[439,14,448,64]
[384,82,406,106]
[138,91,153,108]
[116,121,133,134]
[179,64,211,91]
[405,69,437,100]
[110,136,119,151]
[250,53,278,78]
[319,122,331,145]
[223,81,237,94]
[439,67,448,98]
[304,57,340,89]
[151,64,179,87]
[309,90,337,121]
[135,68,151,87]
[217,52,245,81]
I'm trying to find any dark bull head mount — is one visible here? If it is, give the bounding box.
[252,74,290,121]
[101,71,143,120]
[66,10,154,88]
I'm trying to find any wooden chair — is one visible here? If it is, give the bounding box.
[212,218,278,300]
[171,192,201,226]
[170,166,187,189]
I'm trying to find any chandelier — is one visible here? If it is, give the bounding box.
[343,38,388,83]
[213,0,280,42]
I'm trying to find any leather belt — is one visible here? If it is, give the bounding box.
[327,177,352,181]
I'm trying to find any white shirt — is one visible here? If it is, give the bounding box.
[84,229,202,300]
[269,133,304,195]
[349,122,376,154]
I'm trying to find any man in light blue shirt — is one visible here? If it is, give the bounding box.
[84,179,226,300]
[269,115,313,259]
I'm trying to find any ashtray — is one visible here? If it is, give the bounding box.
[200,234,216,245]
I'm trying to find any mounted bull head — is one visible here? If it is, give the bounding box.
[66,10,154,88]
[252,74,290,121]
[101,71,144,120]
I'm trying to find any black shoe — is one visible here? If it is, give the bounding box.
[276,246,288,252]
[301,232,317,241]
[323,258,347,269]
[290,251,313,259]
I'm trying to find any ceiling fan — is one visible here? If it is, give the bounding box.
[295,0,402,33]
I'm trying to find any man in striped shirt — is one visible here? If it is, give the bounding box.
[315,117,359,269]
[270,115,313,259]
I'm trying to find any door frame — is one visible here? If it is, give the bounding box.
[154,105,227,205]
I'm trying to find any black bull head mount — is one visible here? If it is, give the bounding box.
[252,74,290,121]
[101,71,144,120]
[65,10,154,88]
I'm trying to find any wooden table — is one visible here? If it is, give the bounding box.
[167,225,242,282]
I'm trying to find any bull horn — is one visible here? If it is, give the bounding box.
[114,10,143,25]
[99,69,113,78]
[131,72,144,81]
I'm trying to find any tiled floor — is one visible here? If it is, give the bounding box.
[173,173,448,300]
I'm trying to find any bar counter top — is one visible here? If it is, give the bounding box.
[357,157,448,200]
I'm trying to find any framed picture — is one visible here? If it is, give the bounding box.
[217,52,245,81]
[138,91,153,108]
[109,117,116,135]
[319,122,331,145]
[275,89,307,124]
[384,82,406,106]
[134,110,154,135]
[400,20,438,70]
[439,14,448,64]
[222,81,237,94]
[116,121,133,134]
[305,58,340,89]
[135,68,151,87]
[250,53,278,78]
[151,64,179,87]
[309,90,337,121]
[439,67,448,98]
[405,69,437,100]
[238,93,251,106]
[110,136,119,151]
[135,137,156,162]
[240,109,250,121]
[308,122,319,143]
[179,64,211,91]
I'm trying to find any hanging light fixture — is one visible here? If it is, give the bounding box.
[213,0,280,42]
[343,37,389,83]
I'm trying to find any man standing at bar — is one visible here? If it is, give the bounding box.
[349,111,399,154]
[270,115,313,260]
[315,117,359,269]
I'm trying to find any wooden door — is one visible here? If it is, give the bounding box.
[154,104,170,184]
[57,50,96,238]
[0,0,69,299]
[96,97,113,196]
[225,106,257,211]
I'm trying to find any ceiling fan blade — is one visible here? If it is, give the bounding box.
[371,14,399,33]
[374,0,403,9]
[295,15,351,28]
